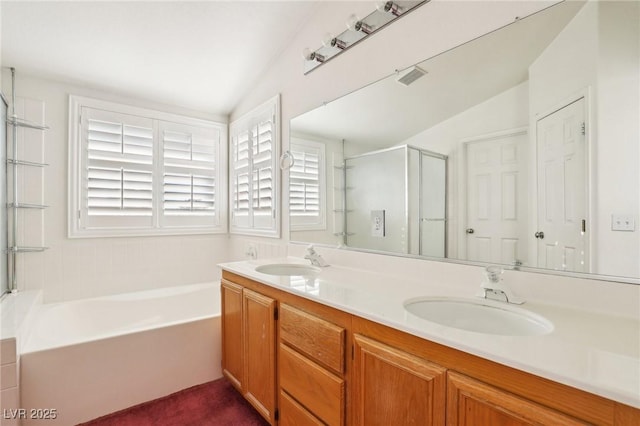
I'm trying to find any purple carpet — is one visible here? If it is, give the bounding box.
[79,378,269,426]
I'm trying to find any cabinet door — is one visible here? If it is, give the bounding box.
[221,280,243,391]
[447,372,587,426]
[243,288,277,424]
[352,334,446,426]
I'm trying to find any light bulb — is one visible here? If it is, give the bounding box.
[346,14,360,31]
[322,33,334,48]
[302,47,314,61]
[377,1,402,16]
[322,32,347,50]
[302,48,325,63]
[346,13,372,34]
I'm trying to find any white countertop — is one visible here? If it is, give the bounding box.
[219,257,640,409]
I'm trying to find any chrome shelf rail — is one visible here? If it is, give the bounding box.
[6,68,49,293]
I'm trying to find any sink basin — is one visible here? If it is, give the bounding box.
[403,297,553,336]
[255,263,322,277]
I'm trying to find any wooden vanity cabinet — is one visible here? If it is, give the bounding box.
[352,316,640,426]
[352,334,446,426]
[447,371,586,425]
[221,271,640,426]
[221,279,277,424]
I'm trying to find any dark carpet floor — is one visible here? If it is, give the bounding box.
[79,378,269,426]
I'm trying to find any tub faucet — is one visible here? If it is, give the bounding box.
[477,265,524,305]
[305,245,328,267]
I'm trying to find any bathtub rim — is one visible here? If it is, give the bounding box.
[21,281,220,355]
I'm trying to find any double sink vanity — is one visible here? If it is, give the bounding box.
[219,255,640,425]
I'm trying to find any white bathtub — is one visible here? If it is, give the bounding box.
[19,282,222,426]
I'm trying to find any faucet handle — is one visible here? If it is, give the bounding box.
[485,265,503,283]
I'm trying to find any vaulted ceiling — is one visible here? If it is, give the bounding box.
[1,1,322,114]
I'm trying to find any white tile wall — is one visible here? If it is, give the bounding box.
[0,338,19,426]
[0,339,16,365]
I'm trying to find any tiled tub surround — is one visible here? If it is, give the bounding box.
[14,282,221,426]
[219,256,640,410]
[0,290,41,426]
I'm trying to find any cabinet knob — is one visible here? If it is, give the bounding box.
[465,228,475,234]
[535,231,545,239]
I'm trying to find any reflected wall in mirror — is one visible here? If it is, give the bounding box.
[289,0,640,281]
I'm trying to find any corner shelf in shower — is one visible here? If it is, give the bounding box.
[6,67,49,293]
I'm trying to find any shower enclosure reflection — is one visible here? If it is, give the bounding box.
[342,146,446,257]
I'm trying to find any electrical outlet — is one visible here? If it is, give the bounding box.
[611,214,635,231]
[371,210,385,237]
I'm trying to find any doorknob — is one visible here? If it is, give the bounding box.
[535,231,545,239]
[465,228,475,234]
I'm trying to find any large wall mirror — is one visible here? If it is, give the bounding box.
[289,0,639,283]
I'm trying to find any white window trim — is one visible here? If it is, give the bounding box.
[290,138,326,232]
[68,95,228,238]
[229,94,281,238]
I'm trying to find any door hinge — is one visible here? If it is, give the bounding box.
[351,343,354,360]
[581,122,586,135]
[274,306,278,321]
[274,409,279,421]
[582,219,586,233]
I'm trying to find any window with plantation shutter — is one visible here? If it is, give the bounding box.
[69,96,226,237]
[289,139,326,230]
[82,108,155,229]
[230,95,280,237]
[160,121,219,229]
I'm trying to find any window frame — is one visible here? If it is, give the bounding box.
[68,95,227,238]
[229,94,280,238]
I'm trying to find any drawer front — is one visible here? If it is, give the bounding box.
[280,344,345,426]
[280,390,325,426]
[280,303,345,374]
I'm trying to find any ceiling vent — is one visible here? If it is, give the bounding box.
[396,66,427,86]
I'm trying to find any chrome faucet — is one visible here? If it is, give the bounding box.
[304,245,328,267]
[245,244,257,260]
[477,266,524,304]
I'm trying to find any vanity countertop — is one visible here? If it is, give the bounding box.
[218,257,640,409]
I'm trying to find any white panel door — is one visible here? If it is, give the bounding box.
[536,98,588,272]
[465,131,528,265]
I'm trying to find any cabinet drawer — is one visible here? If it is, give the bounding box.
[280,303,345,374]
[280,344,345,426]
[280,390,324,426]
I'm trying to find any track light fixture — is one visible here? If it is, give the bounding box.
[302,1,429,74]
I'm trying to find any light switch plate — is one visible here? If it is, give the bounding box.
[371,210,385,237]
[611,214,635,231]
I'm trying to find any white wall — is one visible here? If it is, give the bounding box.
[1,72,234,303]
[529,0,640,278]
